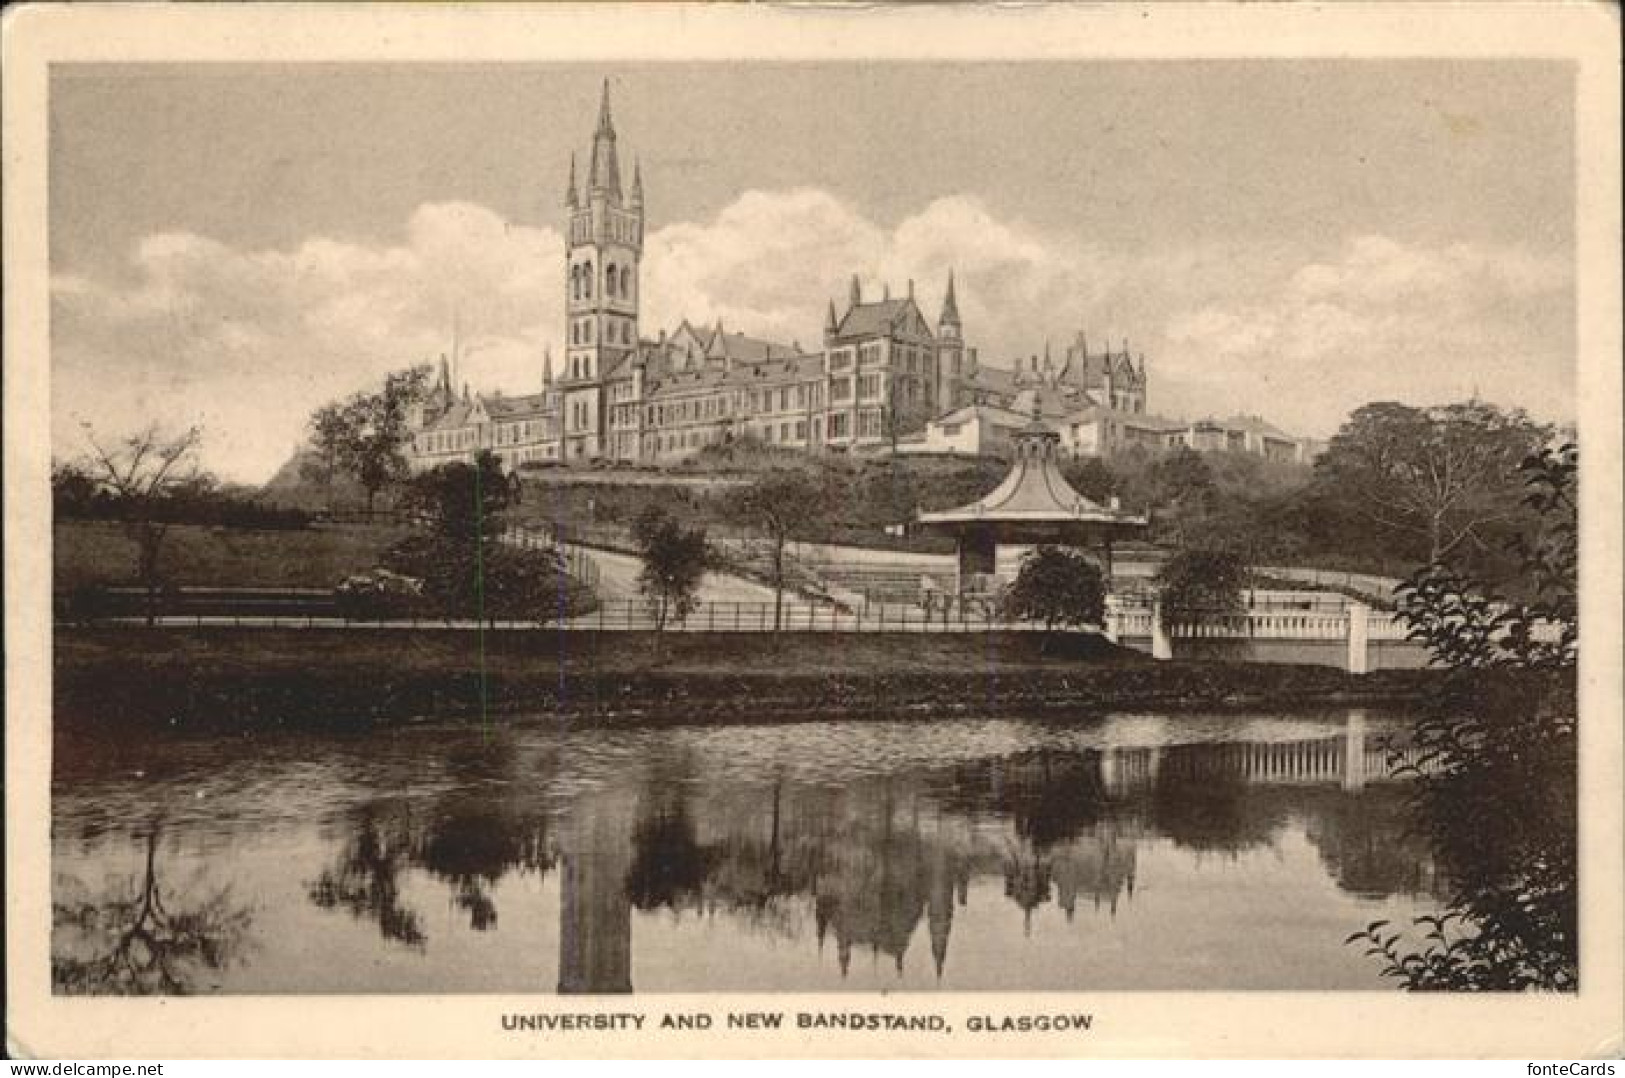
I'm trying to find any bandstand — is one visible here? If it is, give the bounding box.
[904,408,1149,604]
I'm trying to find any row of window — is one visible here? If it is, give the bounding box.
[569,260,635,303]
[570,318,636,348]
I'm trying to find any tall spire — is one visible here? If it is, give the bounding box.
[588,78,622,201]
[939,270,961,327]
[826,299,838,333]
[596,77,614,136]
[849,274,862,308]
[565,153,578,209]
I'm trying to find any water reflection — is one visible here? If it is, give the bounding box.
[52,711,1442,994]
[52,819,254,994]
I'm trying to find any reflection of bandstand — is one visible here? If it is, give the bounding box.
[902,406,1147,613]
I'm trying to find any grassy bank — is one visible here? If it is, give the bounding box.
[54,521,409,590]
[55,627,1443,731]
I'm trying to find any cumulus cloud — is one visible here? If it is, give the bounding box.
[52,203,566,483]
[52,191,1574,483]
[1159,235,1573,435]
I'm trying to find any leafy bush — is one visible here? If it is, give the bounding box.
[1348,443,1577,991]
[1001,546,1106,636]
[1156,549,1247,622]
[380,532,594,624]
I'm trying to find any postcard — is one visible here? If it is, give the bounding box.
[5,1,1621,1060]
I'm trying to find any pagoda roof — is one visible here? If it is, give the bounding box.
[916,414,1148,531]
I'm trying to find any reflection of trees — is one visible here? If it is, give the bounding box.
[414,802,555,932]
[53,822,253,995]
[625,796,712,912]
[308,806,426,947]
[1357,671,1576,990]
[1299,785,1439,900]
[307,795,556,944]
[1149,747,1285,854]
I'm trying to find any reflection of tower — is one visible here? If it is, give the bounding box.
[1342,709,1368,792]
[926,827,955,980]
[557,793,634,994]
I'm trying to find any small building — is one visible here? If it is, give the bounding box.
[907,407,1148,594]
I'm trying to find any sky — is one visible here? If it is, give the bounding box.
[49,61,1576,483]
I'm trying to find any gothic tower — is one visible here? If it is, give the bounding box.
[562,79,643,461]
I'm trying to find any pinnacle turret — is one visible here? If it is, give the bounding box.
[565,153,578,209]
[939,270,961,328]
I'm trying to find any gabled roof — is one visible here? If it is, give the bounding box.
[709,330,799,364]
[1218,414,1296,440]
[645,351,825,399]
[422,401,476,432]
[932,403,1034,430]
[483,392,553,419]
[833,297,931,341]
[961,364,1017,396]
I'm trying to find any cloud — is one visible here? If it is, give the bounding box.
[1159,235,1573,435]
[53,193,1574,483]
[52,203,565,483]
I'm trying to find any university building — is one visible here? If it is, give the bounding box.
[408,83,1308,472]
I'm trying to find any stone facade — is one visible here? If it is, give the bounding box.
[409,82,991,471]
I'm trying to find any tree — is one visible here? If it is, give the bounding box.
[1314,401,1551,568]
[383,451,590,624]
[1000,546,1106,641]
[635,510,709,632]
[1350,443,1577,990]
[724,469,832,631]
[1142,446,1218,546]
[51,460,102,519]
[1156,548,1248,624]
[78,423,205,625]
[1061,457,1119,505]
[301,401,350,513]
[403,450,515,541]
[314,365,431,514]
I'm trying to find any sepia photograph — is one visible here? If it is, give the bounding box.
[5,1,1621,1060]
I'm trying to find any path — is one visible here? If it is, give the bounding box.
[570,545,780,603]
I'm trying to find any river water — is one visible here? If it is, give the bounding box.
[51,709,1441,994]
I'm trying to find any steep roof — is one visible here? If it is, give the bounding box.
[961,364,1017,397]
[709,330,799,364]
[834,297,931,340]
